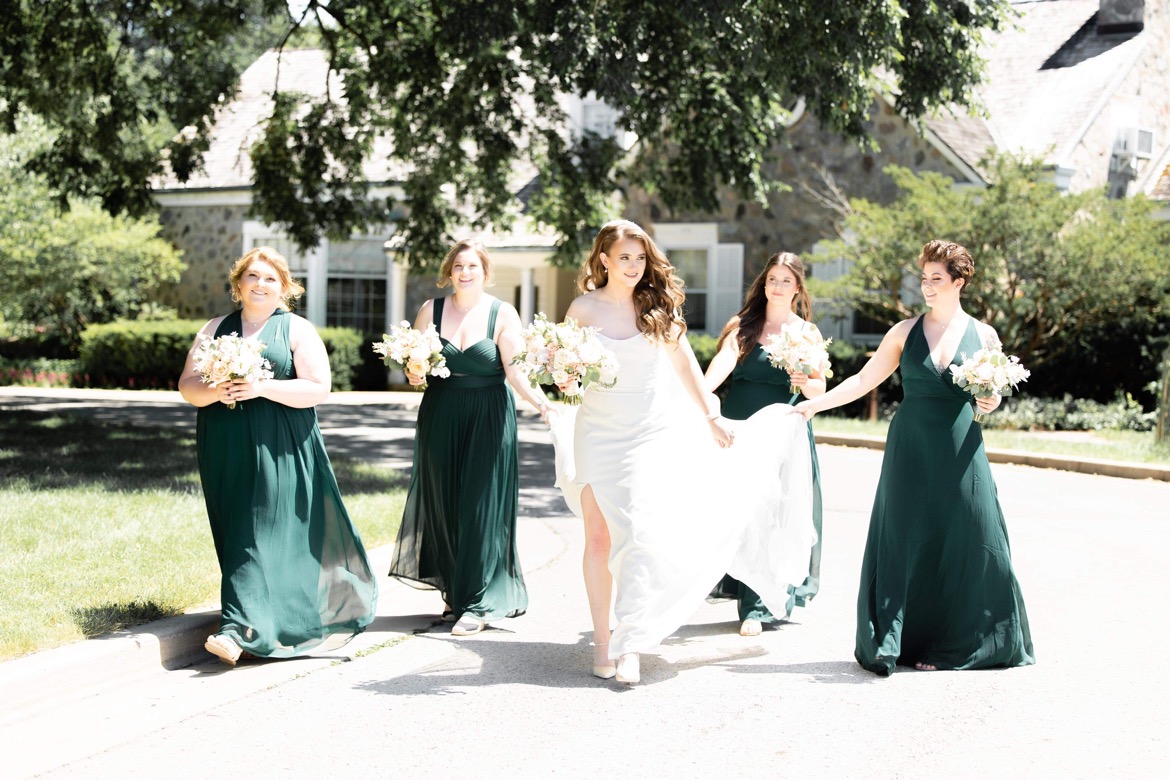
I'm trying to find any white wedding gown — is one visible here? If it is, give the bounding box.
[550,333,817,657]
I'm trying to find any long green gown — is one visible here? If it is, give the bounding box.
[197,309,377,658]
[709,343,823,622]
[388,297,528,621]
[856,316,1035,675]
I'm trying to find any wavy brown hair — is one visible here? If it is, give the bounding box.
[717,252,813,361]
[229,246,304,310]
[578,220,687,342]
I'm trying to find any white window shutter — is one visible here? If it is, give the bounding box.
[710,243,745,333]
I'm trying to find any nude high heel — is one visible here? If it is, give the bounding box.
[592,641,616,679]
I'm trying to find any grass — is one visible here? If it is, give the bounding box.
[813,415,1170,465]
[0,412,406,661]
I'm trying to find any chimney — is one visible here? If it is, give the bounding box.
[1098,0,1145,34]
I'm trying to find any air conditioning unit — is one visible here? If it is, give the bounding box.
[1114,127,1155,159]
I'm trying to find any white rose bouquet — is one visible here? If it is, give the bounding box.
[191,332,275,409]
[511,313,618,404]
[762,322,834,395]
[949,341,1030,422]
[372,322,451,390]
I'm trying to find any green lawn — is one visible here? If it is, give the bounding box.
[0,412,406,660]
[813,415,1170,465]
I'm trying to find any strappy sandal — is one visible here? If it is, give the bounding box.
[205,634,243,666]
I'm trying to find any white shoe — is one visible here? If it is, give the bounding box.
[451,614,485,636]
[615,653,640,684]
[740,618,763,637]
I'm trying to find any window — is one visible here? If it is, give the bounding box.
[671,249,709,332]
[326,278,387,334]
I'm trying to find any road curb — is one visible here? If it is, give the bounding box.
[813,432,1170,482]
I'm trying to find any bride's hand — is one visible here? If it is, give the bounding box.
[792,400,816,421]
[708,416,735,448]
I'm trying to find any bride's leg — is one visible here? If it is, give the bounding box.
[580,485,613,671]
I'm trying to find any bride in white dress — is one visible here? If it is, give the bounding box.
[551,220,816,685]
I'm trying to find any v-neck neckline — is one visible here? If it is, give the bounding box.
[919,314,971,375]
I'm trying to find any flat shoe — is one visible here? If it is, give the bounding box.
[204,634,242,666]
[451,615,485,636]
[739,618,763,637]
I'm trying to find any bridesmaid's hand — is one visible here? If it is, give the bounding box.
[976,394,1001,415]
[788,370,809,389]
[792,400,816,421]
[708,416,735,448]
[221,379,264,404]
[405,370,426,387]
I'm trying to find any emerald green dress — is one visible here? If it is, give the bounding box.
[388,297,528,621]
[196,309,377,658]
[709,343,823,622]
[857,316,1034,675]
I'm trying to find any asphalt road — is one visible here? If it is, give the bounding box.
[2,389,1168,778]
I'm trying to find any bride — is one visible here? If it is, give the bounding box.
[552,220,817,685]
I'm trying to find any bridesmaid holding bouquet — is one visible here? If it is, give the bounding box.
[795,240,1034,675]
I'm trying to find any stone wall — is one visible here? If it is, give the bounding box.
[624,97,971,283]
[154,205,249,319]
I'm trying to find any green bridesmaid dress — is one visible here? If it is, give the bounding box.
[856,316,1034,675]
[197,309,378,658]
[709,342,823,623]
[388,297,528,621]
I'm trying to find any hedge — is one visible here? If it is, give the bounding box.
[0,357,82,388]
[78,319,363,391]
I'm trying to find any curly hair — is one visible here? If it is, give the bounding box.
[578,220,687,343]
[918,240,974,286]
[717,252,813,361]
[229,246,304,310]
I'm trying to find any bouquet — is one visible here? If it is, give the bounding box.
[511,313,618,404]
[191,333,275,409]
[372,322,451,390]
[762,323,834,395]
[949,341,1030,423]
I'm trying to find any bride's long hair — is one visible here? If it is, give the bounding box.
[578,220,687,342]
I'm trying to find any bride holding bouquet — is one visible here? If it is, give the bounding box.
[550,220,817,684]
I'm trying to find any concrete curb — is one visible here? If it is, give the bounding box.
[813,432,1170,482]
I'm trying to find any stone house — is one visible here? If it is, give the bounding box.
[155,0,1170,345]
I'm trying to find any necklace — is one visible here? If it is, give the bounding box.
[451,297,479,314]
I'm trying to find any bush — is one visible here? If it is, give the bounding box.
[689,332,719,372]
[986,393,1156,432]
[78,319,364,391]
[0,357,82,387]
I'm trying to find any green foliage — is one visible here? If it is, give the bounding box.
[0,127,186,347]
[986,394,1156,433]
[1157,347,1170,445]
[77,319,364,391]
[79,319,203,389]
[814,152,1170,402]
[3,0,1012,266]
[0,357,82,388]
[688,332,720,373]
[317,326,363,392]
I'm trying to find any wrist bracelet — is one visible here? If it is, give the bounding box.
[705,412,720,421]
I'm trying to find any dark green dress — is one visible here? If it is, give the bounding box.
[196,309,377,658]
[709,343,823,622]
[856,316,1034,674]
[388,298,528,621]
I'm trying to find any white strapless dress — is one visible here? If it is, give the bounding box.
[550,333,817,657]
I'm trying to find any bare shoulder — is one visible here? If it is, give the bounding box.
[973,318,1001,347]
[564,291,598,325]
[288,312,324,344]
[886,317,918,346]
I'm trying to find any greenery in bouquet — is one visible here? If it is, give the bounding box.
[762,322,834,395]
[512,314,618,404]
[950,342,1030,422]
[372,322,450,389]
[191,332,274,409]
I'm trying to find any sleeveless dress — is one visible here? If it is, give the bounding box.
[388,297,528,621]
[856,316,1035,674]
[196,309,377,658]
[551,333,817,658]
[709,342,823,623]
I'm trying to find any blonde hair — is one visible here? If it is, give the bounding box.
[578,220,687,343]
[229,247,304,309]
[437,239,495,287]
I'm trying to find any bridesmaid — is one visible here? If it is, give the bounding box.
[179,247,377,666]
[795,240,1034,675]
[703,252,825,637]
[388,239,552,636]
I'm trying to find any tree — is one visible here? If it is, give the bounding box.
[813,153,1170,402]
[1,0,1014,267]
[0,126,185,348]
